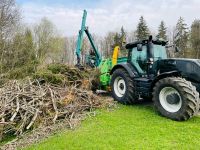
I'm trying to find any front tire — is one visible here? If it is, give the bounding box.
[111,69,137,104]
[153,77,199,121]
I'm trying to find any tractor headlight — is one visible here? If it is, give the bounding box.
[149,58,154,62]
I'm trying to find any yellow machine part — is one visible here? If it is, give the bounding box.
[112,46,120,67]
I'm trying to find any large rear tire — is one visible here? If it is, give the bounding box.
[111,69,137,104]
[153,77,199,121]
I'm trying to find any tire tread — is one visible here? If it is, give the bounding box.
[152,77,199,121]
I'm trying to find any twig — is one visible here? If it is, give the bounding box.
[10,98,20,122]
[26,109,39,130]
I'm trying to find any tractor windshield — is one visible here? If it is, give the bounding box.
[153,45,167,61]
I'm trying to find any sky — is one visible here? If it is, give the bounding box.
[16,0,200,36]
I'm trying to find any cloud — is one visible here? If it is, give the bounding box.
[19,0,200,36]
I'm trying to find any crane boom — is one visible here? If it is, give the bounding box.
[75,10,87,65]
[75,10,101,67]
[84,28,101,66]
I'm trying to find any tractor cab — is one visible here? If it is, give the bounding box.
[126,36,167,76]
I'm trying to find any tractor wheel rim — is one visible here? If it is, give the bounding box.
[159,87,182,113]
[114,77,126,98]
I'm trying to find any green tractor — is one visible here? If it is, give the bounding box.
[75,10,200,121]
[110,36,200,121]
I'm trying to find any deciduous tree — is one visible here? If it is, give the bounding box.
[190,20,200,59]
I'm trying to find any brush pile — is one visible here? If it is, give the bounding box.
[0,64,114,144]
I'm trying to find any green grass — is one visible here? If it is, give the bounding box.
[0,135,16,147]
[25,103,200,150]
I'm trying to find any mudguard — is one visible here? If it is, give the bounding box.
[110,63,139,78]
[151,71,181,89]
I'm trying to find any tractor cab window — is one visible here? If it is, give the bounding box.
[131,44,167,75]
[131,46,147,74]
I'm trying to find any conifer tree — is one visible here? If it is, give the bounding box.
[174,17,189,56]
[157,21,167,40]
[136,16,150,40]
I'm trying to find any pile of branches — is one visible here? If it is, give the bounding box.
[0,78,108,141]
[32,63,93,87]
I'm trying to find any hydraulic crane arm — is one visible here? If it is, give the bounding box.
[75,10,87,65]
[84,28,101,66]
[75,10,101,67]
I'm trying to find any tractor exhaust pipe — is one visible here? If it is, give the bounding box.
[147,35,154,60]
[147,35,154,76]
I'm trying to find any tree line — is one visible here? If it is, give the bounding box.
[79,16,200,62]
[1,0,200,76]
[0,0,65,76]
[127,16,200,59]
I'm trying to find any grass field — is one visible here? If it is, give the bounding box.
[24,102,200,150]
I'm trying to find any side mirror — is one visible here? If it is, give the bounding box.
[137,44,142,51]
[175,47,180,53]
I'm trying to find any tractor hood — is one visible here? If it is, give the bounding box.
[158,58,200,83]
[166,58,200,64]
